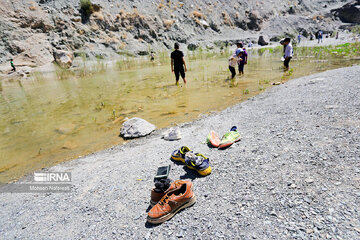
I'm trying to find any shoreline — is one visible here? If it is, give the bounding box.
[0,65,359,239]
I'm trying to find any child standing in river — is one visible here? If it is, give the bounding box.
[10,59,16,72]
[281,38,293,70]
[229,49,243,78]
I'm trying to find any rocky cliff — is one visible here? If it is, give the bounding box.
[0,0,357,67]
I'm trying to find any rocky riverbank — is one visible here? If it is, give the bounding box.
[1,65,359,239]
[0,0,359,70]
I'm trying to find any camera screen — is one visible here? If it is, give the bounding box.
[157,166,169,176]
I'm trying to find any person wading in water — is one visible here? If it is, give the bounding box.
[171,43,187,85]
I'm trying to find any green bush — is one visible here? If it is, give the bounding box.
[351,25,360,35]
[80,0,93,15]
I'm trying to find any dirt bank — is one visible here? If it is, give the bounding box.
[1,65,359,239]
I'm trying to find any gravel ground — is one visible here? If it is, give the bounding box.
[1,66,360,239]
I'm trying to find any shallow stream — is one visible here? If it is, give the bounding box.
[0,48,358,183]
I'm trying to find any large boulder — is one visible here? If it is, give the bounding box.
[331,0,360,23]
[258,35,269,46]
[247,11,263,31]
[187,43,198,51]
[53,50,73,68]
[120,117,156,139]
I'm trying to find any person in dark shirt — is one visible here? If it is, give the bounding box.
[236,42,248,75]
[171,43,187,85]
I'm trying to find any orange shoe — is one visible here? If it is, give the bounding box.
[206,130,220,148]
[147,182,196,224]
[150,180,193,206]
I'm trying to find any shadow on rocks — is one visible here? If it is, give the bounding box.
[179,166,206,180]
[170,157,210,180]
[144,204,195,228]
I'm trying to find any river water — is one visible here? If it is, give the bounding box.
[0,48,358,183]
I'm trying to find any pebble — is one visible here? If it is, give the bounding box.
[305,178,314,184]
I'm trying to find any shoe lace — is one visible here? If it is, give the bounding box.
[173,180,182,187]
[159,195,170,206]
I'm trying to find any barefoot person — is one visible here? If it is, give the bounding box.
[10,58,16,72]
[171,43,187,85]
[228,49,243,79]
[281,38,293,70]
[236,42,248,75]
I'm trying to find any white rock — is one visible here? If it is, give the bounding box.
[53,50,74,68]
[120,117,156,138]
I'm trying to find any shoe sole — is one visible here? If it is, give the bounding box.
[218,137,241,149]
[150,185,194,207]
[163,137,182,141]
[147,195,196,224]
[186,165,212,176]
[170,155,185,163]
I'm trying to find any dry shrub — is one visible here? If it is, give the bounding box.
[78,29,85,35]
[119,42,126,50]
[222,11,233,26]
[312,15,324,21]
[120,9,144,21]
[120,32,127,39]
[105,36,119,44]
[194,18,201,26]
[29,1,36,11]
[158,3,165,9]
[191,11,206,19]
[163,19,175,28]
[91,23,99,31]
[126,25,133,31]
[178,2,184,7]
[92,11,104,21]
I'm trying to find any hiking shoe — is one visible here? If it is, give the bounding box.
[147,182,196,224]
[206,130,220,148]
[162,127,182,141]
[170,146,192,163]
[150,180,193,206]
[218,126,241,149]
[184,152,212,176]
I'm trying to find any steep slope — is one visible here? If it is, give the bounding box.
[0,0,356,66]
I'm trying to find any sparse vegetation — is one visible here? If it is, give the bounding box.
[80,0,93,15]
[29,2,36,11]
[222,11,233,27]
[163,19,175,29]
[191,11,206,19]
[158,3,165,9]
[92,11,104,21]
[351,25,360,35]
[296,42,360,59]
